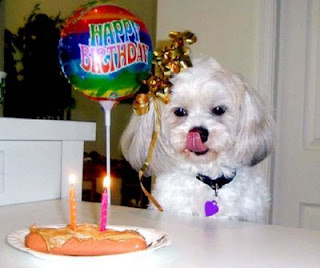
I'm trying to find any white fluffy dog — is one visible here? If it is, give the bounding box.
[120,57,274,223]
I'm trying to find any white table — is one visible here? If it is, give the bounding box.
[1,200,320,268]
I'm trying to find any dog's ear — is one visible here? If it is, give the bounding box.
[120,101,156,175]
[232,75,275,166]
[120,100,172,176]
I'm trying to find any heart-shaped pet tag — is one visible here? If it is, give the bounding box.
[205,200,219,217]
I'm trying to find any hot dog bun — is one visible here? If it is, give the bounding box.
[25,224,147,256]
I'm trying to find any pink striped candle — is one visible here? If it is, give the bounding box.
[100,176,110,231]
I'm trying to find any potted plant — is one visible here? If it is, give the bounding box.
[0,71,6,105]
[4,4,75,119]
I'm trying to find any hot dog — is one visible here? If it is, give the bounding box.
[25,224,147,256]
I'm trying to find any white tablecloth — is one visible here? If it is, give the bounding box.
[1,200,320,268]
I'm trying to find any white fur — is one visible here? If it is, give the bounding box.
[120,57,274,223]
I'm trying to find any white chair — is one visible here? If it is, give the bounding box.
[0,118,95,206]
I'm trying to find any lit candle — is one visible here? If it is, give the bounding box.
[69,174,77,230]
[100,176,110,231]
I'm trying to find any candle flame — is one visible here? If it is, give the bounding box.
[103,175,110,189]
[69,174,76,186]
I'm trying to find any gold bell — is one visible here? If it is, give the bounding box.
[133,93,150,115]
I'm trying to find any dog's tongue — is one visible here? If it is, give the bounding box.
[187,131,207,152]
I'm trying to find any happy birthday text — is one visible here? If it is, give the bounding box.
[80,19,149,74]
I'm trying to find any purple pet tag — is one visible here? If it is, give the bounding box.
[205,200,219,217]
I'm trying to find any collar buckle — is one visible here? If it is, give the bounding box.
[196,172,236,195]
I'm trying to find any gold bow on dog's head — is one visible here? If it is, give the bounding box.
[133,31,196,115]
[133,31,196,211]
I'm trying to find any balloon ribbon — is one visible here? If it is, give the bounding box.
[138,96,163,211]
[134,31,197,211]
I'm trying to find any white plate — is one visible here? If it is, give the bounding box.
[7,224,171,263]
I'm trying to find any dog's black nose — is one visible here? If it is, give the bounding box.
[189,127,209,143]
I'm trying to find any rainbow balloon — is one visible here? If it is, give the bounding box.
[59,4,153,101]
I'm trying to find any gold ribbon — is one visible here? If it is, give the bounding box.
[138,96,163,211]
[155,31,197,76]
[133,31,196,116]
[133,31,196,211]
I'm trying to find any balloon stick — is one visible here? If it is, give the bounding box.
[100,100,116,205]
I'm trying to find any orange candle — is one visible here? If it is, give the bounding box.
[69,174,77,230]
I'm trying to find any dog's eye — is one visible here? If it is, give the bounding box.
[174,107,188,117]
[212,106,226,115]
